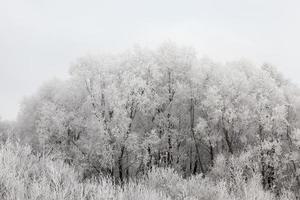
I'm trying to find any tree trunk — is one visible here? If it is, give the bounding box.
[166,69,174,167]
[193,159,198,175]
[223,127,233,154]
[209,141,214,167]
[190,98,205,174]
[126,150,129,182]
[146,146,152,169]
[167,133,172,166]
[118,146,125,184]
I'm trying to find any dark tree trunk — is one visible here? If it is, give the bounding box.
[223,127,233,154]
[167,133,172,166]
[193,159,198,175]
[118,146,125,184]
[126,151,129,182]
[209,141,214,167]
[190,98,205,174]
[146,146,152,169]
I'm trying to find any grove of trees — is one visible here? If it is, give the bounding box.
[2,43,300,199]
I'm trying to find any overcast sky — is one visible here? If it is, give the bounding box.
[1,0,300,120]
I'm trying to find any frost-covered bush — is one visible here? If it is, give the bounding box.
[0,141,296,200]
[141,166,281,200]
[144,167,183,198]
[0,141,169,200]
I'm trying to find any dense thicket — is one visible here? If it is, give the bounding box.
[2,43,300,199]
[0,141,292,200]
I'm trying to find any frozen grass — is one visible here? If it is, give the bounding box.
[0,141,294,200]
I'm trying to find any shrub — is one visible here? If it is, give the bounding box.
[0,141,296,200]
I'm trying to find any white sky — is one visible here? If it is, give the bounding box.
[1,0,300,120]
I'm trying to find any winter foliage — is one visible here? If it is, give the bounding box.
[1,43,300,199]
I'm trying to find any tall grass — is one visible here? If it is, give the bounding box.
[0,141,294,200]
